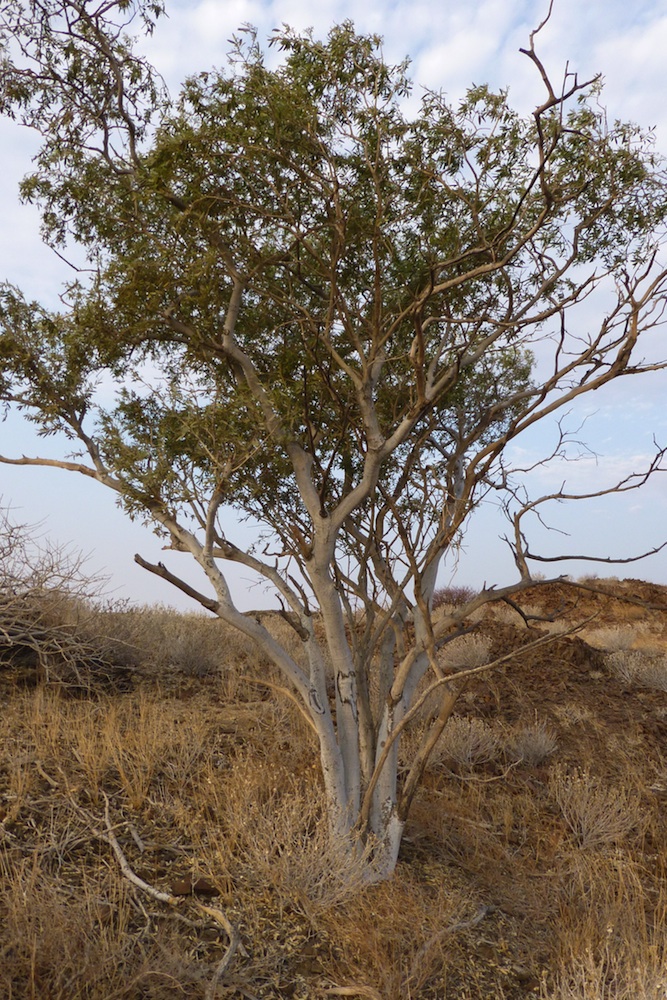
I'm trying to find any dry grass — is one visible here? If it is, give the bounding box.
[541,855,667,1000]
[438,634,492,670]
[2,576,667,998]
[581,626,640,652]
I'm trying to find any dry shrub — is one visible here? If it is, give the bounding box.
[576,574,620,586]
[439,634,491,670]
[637,657,667,691]
[537,619,578,637]
[202,751,370,914]
[504,720,559,766]
[0,582,119,689]
[0,853,208,999]
[487,602,525,624]
[550,701,596,727]
[511,602,544,620]
[606,648,645,685]
[0,506,131,689]
[607,648,667,691]
[429,715,500,770]
[319,865,475,1000]
[407,635,492,726]
[583,626,637,652]
[543,855,667,1000]
[432,584,477,609]
[548,766,643,849]
[542,952,667,1000]
[3,594,223,691]
[490,600,570,628]
[93,605,314,698]
[94,605,253,680]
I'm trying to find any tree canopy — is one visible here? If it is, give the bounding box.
[2,1,667,876]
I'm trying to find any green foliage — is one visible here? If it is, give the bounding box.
[0,3,666,599]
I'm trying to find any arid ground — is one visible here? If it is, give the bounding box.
[1,578,666,999]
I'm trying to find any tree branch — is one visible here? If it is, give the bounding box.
[133,554,220,613]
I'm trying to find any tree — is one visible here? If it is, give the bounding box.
[1,0,667,877]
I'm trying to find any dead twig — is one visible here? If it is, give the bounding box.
[245,676,319,734]
[101,794,181,906]
[34,759,60,789]
[194,899,246,995]
[322,987,383,1000]
[404,904,492,989]
[70,792,244,993]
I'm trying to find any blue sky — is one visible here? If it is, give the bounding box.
[1,0,667,609]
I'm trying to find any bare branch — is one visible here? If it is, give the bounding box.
[133,554,220,613]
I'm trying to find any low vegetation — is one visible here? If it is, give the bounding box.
[2,550,667,998]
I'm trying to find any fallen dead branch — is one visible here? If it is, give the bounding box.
[101,794,181,906]
[66,791,244,994]
[194,899,244,999]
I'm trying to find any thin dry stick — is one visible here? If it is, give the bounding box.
[127,821,145,852]
[323,987,383,1000]
[195,900,245,997]
[34,759,60,789]
[245,676,319,734]
[101,794,180,906]
[404,904,492,988]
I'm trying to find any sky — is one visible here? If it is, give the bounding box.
[1,0,667,610]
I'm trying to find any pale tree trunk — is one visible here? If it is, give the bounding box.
[358,555,447,875]
[310,551,363,820]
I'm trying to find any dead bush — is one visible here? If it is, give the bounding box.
[0,506,129,689]
[438,634,491,671]
[542,855,667,1000]
[202,751,371,914]
[432,584,477,609]
[607,648,667,692]
[548,767,643,850]
[504,720,559,766]
[583,627,637,653]
[429,716,500,770]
